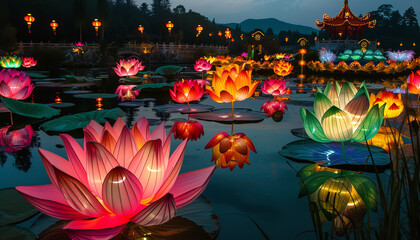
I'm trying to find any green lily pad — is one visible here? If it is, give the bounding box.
[119,77,147,83]
[63,75,89,83]
[41,108,126,132]
[0,188,39,226]
[0,226,36,240]
[2,98,60,119]
[154,65,183,80]
[137,70,154,75]
[73,93,118,99]
[25,72,47,79]
[132,82,174,90]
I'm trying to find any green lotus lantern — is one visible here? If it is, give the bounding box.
[300,81,385,155]
[0,55,22,68]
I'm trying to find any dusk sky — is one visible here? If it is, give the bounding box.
[136,0,420,28]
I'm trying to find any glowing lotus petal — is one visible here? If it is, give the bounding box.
[0,69,34,100]
[113,59,145,77]
[261,79,290,96]
[169,79,204,104]
[194,59,212,72]
[171,120,204,141]
[370,90,404,119]
[16,117,215,239]
[273,60,293,77]
[407,70,420,95]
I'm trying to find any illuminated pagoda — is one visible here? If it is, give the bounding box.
[316,0,376,39]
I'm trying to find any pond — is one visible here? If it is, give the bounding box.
[0,67,407,240]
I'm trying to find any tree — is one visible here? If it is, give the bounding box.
[152,0,171,17]
[266,27,274,36]
[139,3,150,16]
[402,7,419,30]
[74,0,86,42]
[97,0,109,40]
[173,5,186,15]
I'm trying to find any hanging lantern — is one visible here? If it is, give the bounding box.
[96,98,103,110]
[240,34,243,40]
[196,25,203,37]
[24,13,35,34]
[400,43,403,47]
[231,38,234,42]
[209,33,213,37]
[50,20,58,35]
[224,28,231,40]
[298,60,306,66]
[314,37,318,41]
[413,43,416,47]
[92,19,101,36]
[218,31,222,37]
[285,37,289,43]
[166,21,174,36]
[338,32,343,37]
[138,25,144,34]
[377,42,381,46]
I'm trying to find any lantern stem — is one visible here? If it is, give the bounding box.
[341,142,346,157]
[187,101,190,111]
[231,101,234,119]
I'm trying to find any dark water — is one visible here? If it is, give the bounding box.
[0,69,398,239]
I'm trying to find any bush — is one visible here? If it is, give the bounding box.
[23,47,65,69]
[0,25,19,54]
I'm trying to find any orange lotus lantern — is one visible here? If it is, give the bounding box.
[92,19,101,36]
[273,60,294,77]
[196,25,203,37]
[224,28,231,40]
[50,20,58,35]
[166,21,174,36]
[218,31,222,37]
[370,90,404,119]
[24,13,35,34]
[138,25,144,34]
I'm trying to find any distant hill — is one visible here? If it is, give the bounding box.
[223,18,318,35]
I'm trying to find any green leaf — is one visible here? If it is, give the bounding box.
[0,226,36,240]
[0,188,39,226]
[73,93,118,99]
[2,98,60,119]
[351,104,383,142]
[41,108,125,132]
[299,171,338,197]
[154,65,183,78]
[296,164,316,182]
[132,82,174,90]
[25,72,47,79]
[119,77,147,83]
[345,174,379,211]
[301,108,330,143]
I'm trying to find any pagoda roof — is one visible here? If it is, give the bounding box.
[316,0,375,32]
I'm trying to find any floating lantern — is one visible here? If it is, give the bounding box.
[115,85,140,102]
[0,69,34,100]
[170,79,204,110]
[166,21,174,36]
[50,20,58,35]
[24,13,35,34]
[16,118,215,240]
[0,125,34,153]
[113,59,145,77]
[54,92,62,103]
[92,19,101,36]
[261,79,290,96]
[370,90,404,119]
[172,120,204,141]
[21,57,37,68]
[138,25,144,34]
[96,97,103,110]
[196,25,203,37]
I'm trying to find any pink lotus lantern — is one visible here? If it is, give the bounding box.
[261,79,290,96]
[261,100,288,117]
[75,42,84,47]
[16,117,215,240]
[113,59,145,77]
[115,85,140,101]
[0,69,34,100]
[0,125,34,153]
[194,59,212,72]
[21,57,37,68]
[408,70,420,99]
[169,79,204,110]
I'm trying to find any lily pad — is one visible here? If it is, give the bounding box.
[279,140,390,171]
[118,102,144,108]
[73,93,118,99]
[119,77,147,83]
[63,90,92,94]
[190,108,268,124]
[154,65,184,80]
[2,98,60,119]
[25,72,47,79]
[0,188,39,226]
[154,104,214,114]
[132,82,174,90]
[45,102,75,108]
[137,70,154,75]
[40,108,125,132]
[63,75,89,83]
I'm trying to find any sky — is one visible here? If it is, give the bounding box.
[135,0,420,28]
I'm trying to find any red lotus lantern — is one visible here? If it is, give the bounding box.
[138,25,144,34]
[224,28,231,40]
[24,13,35,34]
[92,19,101,36]
[50,20,58,35]
[218,31,222,37]
[196,25,203,37]
[166,21,174,36]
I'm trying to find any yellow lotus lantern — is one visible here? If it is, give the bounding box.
[370,90,404,119]
[273,60,293,77]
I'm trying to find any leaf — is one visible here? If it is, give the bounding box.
[299,171,338,197]
[154,65,184,78]
[72,93,118,99]
[0,188,39,226]
[345,174,379,211]
[0,226,36,240]
[30,214,60,237]
[25,72,47,79]
[296,164,316,182]
[2,97,60,119]
[132,82,174,91]
[119,77,147,83]
[40,108,126,132]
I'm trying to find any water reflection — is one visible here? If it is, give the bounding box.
[171,120,204,141]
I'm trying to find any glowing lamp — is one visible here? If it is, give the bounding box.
[138,25,144,34]
[298,48,307,54]
[407,70,420,96]
[24,13,35,34]
[261,79,290,96]
[196,25,203,37]
[370,90,403,119]
[166,21,174,36]
[113,59,145,77]
[218,31,222,37]
[224,28,231,39]
[231,38,234,42]
[209,33,212,37]
[314,37,318,41]
[92,19,101,36]
[54,92,62,103]
[400,43,403,47]
[172,120,204,141]
[50,20,58,35]
[285,37,289,43]
[297,74,306,79]
[170,79,204,110]
[414,43,416,47]
[299,60,306,66]
[240,34,243,40]
[301,81,384,146]
[338,32,343,37]
[377,42,380,46]
[0,69,34,100]
[96,97,103,110]
[296,83,305,87]
[16,118,215,240]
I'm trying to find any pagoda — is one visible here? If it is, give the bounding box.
[316,0,376,39]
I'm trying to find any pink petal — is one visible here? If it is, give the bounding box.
[128,140,165,199]
[151,121,167,143]
[102,167,143,217]
[12,86,28,100]
[0,81,11,98]
[100,130,117,153]
[86,142,119,198]
[54,168,109,217]
[39,148,76,187]
[152,139,187,202]
[60,134,88,185]
[130,193,176,226]
[16,184,88,220]
[113,126,139,167]
[169,166,215,208]
[64,214,128,240]
[112,118,126,136]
